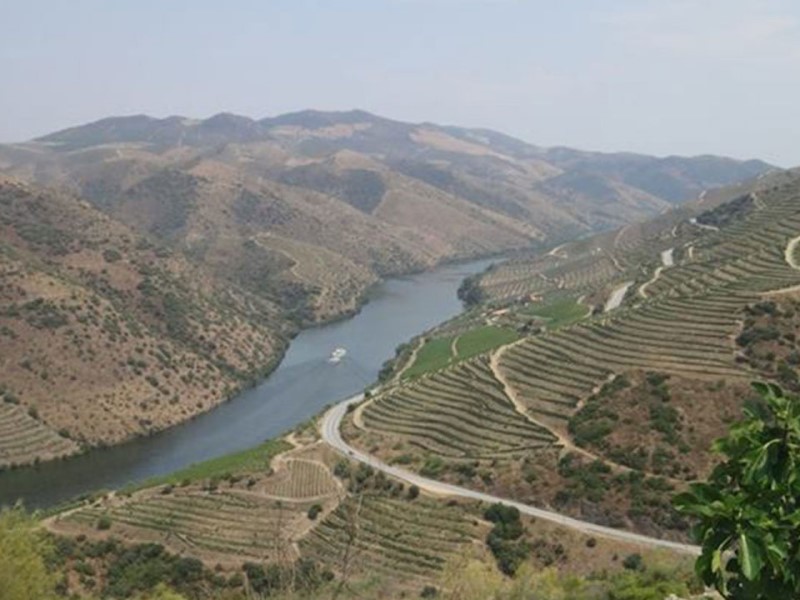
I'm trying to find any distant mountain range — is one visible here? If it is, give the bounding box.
[0,109,777,465]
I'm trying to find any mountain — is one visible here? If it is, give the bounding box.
[0,110,776,467]
[0,176,286,467]
[7,109,772,235]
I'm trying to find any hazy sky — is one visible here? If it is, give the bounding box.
[2,0,799,165]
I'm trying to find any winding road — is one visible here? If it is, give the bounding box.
[638,247,674,299]
[320,394,700,556]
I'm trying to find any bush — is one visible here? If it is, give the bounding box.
[103,249,122,263]
[484,503,529,575]
[307,504,323,520]
[420,455,445,477]
[407,485,420,500]
[622,553,644,571]
[420,585,439,597]
[333,460,351,479]
[96,516,112,531]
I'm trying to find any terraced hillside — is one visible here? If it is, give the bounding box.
[49,429,685,598]
[361,358,556,459]
[50,443,342,564]
[0,402,79,467]
[300,494,479,589]
[0,177,284,467]
[346,171,800,541]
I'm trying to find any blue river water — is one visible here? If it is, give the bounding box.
[0,258,495,509]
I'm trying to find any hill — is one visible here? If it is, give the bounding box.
[344,168,800,545]
[2,109,772,250]
[22,152,796,599]
[0,176,285,468]
[0,111,775,468]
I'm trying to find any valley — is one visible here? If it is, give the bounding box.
[0,110,771,470]
[14,166,800,598]
[0,111,794,598]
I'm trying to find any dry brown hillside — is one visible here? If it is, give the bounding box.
[0,177,286,467]
[0,110,772,265]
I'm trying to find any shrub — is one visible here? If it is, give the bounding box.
[484,503,529,575]
[96,516,112,531]
[307,504,323,520]
[420,455,445,477]
[333,460,351,479]
[102,249,122,263]
[622,553,644,571]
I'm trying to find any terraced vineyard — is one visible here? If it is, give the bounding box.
[260,458,341,499]
[493,190,800,427]
[348,174,800,539]
[363,357,556,458]
[52,451,343,564]
[0,403,79,468]
[478,251,624,304]
[300,494,478,586]
[58,489,319,561]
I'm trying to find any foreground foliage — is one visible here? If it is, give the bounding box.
[674,382,800,599]
[440,560,696,600]
[0,506,58,600]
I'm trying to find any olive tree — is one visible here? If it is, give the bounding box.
[673,382,800,599]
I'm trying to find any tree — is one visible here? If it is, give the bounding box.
[673,382,800,599]
[0,506,58,600]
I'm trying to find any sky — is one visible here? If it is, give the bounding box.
[1,0,799,166]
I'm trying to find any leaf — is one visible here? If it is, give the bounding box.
[739,532,764,581]
[711,548,723,574]
[751,381,773,399]
[743,440,778,484]
[764,540,788,568]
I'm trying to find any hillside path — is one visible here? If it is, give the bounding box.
[604,281,633,312]
[761,234,800,295]
[489,343,596,461]
[638,247,674,299]
[784,234,800,269]
[321,394,700,555]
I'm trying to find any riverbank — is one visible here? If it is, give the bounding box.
[0,257,497,509]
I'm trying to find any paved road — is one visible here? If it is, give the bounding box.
[321,394,700,556]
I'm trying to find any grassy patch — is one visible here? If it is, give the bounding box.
[403,336,455,378]
[522,298,588,330]
[404,325,520,378]
[455,326,519,359]
[127,439,291,490]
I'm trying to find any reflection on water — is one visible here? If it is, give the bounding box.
[0,258,495,509]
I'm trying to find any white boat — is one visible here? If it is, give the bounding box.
[329,347,347,364]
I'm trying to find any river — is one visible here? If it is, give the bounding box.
[0,258,495,509]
